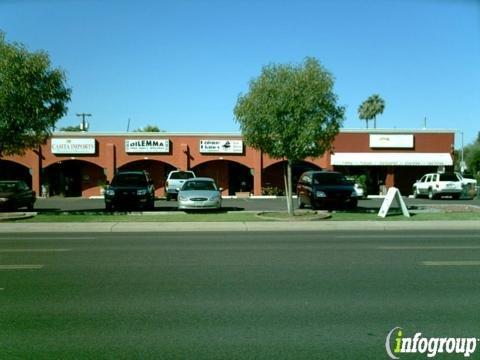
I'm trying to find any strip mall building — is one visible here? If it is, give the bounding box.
[0,129,455,198]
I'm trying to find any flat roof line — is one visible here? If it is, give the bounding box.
[52,128,457,137]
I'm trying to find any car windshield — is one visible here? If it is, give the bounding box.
[313,173,349,186]
[182,181,216,191]
[170,172,195,180]
[439,173,458,181]
[111,174,147,187]
[0,182,17,192]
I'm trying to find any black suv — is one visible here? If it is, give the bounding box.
[104,171,155,211]
[296,170,358,210]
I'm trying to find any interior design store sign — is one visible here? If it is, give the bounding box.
[199,140,243,154]
[51,138,96,154]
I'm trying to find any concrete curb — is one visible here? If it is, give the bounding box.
[0,221,479,233]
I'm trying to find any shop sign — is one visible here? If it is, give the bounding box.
[51,138,96,154]
[370,134,414,148]
[125,139,170,153]
[200,140,243,154]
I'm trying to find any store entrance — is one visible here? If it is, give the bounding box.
[45,161,83,197]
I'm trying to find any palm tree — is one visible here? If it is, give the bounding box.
[358,94,385,129]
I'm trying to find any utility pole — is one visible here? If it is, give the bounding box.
[76,113,91,131]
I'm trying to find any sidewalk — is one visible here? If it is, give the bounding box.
[0,220,479,233]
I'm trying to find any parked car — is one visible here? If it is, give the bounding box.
[177,177,222,210]
[412,172,462,199]
[104,170,155,211]
[0,180,36,211]
[296,171,358,210]
[455,172,477,199]
[345,176,366,198]
[165,170,196,200]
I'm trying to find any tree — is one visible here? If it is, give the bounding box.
[0,32,71,156]
[133,124,164,132]
[358,94,385,129]
[59,125,82,132]
[234,57,345,215]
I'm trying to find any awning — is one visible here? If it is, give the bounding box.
[331,153,453,166]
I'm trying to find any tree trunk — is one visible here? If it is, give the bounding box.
[374,116,376,129]
[286,160,294,216]
[283,160,294,216]
[283,162,292,215]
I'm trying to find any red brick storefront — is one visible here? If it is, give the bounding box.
[0,129,455,197]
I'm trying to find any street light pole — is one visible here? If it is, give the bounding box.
[461,131,464,173]
[76,113,91,131]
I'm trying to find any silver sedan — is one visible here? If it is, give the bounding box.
[177,177,222,210]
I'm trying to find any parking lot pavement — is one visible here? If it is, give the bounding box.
[31,195,480,213]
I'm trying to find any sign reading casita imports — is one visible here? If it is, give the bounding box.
[125,139,170,153]
[370,134,414,148]
[200,140,243,154]
[51,138,96,154]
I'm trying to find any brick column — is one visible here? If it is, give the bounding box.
[253,149,263,196]
[385,166,395,188]
[105,143,116,182]
[180,144,190,170]
[32,147,42,196]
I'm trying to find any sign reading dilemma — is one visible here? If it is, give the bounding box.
[200,140,243,154]
[125,139,170,153]
[51,138,96,154]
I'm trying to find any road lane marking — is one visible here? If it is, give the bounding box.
[0,237,95,241]
[379,246,480,250]
[0,265,44,270]
[0,249,71,253]
[338,234,480,239]
[422,261,480,266]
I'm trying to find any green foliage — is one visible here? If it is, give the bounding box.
[261,186,285,196]
[0,32,71,156]
[133,124,164,132]
[234,57,345,162]
[59,125,83,132]
[465,143,480,177]
[358,94,385,129]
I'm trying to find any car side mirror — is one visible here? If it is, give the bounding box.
[176,188,181,192]
[218,187,224,192]
[105,180,110,186]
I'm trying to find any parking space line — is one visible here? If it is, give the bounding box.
[0,265,44,270]
[422,261,480,266]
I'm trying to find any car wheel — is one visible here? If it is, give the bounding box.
[297,194,304,209]
[452,194,460,200]
[106,204,113,212]
[428,188,435,200]
[148,200,155,210]
[27,202,34,211]
[347,200,358,210]
[166,194,171,201]
[413,187,419,198]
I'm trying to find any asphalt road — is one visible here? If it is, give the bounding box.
[33,195,480,213]
[2,230,480,359]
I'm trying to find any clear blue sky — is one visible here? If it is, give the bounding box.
[1,0,479,147]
